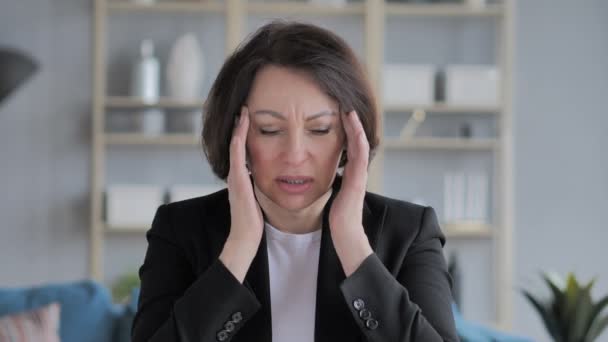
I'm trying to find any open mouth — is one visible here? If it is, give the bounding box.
[276,176,313,194]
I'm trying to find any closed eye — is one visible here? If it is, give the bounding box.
[260,129,280,135]
[311,128,331,135]
[259,128,331,135]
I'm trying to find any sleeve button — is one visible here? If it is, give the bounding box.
[231,312,243,323]
[217,330,229,341]
[224,321,235,332]
[359,308,372,320]
[365,318,379,330]
[353,298,365,310]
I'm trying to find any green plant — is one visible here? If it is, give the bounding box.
[111,271,140,304]
[522,272,608,342]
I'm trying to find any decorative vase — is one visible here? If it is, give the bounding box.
[166,33,205,101]
[130,39,159,103]
[130,39,164,135]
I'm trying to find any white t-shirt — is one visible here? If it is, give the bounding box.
[265,221,322,342]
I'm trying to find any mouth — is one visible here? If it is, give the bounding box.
[276,176,314,194]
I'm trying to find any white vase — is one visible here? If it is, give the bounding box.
[166,33,205,101]
[137,109,165,136]
[130,40,160,103]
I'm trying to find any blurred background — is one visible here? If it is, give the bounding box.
[1,0,607,341]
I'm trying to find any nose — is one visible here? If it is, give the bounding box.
[282,131,308,166]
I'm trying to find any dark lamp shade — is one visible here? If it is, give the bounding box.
[0,48,39,104]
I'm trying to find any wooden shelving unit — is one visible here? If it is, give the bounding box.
[107,1,225,13]
[104,133,200,145]
[105,96,206,109]
[91,0,514,328]
[384,3,504,17]
[384,103,501,114]
[444,221,493,238]
[247,2,365,15]
[383,137,498,150]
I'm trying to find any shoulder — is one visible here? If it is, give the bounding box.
[154,187,230,236]
[363,191,443,245]
[363,191,428,225]
[164,187,229,215]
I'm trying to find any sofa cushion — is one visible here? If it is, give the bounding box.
[0,302,60,342]
[0,280,121,342]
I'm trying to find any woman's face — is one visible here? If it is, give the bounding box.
[245,65,345,212]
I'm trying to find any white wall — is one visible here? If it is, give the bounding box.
[513,1,608,340]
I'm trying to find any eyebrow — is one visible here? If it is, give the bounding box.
[252,109,336,121]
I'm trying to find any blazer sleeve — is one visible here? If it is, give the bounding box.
[131,204,261,342]
[339,206,459,342]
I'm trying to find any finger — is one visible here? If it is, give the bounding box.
[349,110,369,165]
[229,107,249,180]
[342,111,369,192]
[343,111,368,165]
[341,110,355,152]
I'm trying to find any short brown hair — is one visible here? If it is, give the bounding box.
[202,20,379,181]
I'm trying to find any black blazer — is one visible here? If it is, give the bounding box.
[132,176,459,342]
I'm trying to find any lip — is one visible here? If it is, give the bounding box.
[276,175,314,182]
[276,176,314,194]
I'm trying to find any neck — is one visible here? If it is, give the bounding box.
[254,185,332,235]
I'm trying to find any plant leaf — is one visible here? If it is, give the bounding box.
[587,314,608,342]
[522,290,562,341]
[542,272,565,305]
[562,273,581,337]
[543,271,567,332]
[570,283,594,341]
[586,295,608,339]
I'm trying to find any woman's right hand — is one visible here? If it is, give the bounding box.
[219,106,264,283]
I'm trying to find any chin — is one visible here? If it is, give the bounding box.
[254,179,329,212]
[269,191,320,212]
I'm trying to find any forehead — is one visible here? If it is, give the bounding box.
[246,65,339,114]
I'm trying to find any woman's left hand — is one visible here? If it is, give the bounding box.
[328,110,374,277]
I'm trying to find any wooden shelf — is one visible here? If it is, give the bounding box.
[105,96,205,109]
[383,137,497,150]
[384,103,500,114]
[384,3,503,17]
[105,133,200,145]
[247,2,365,15]
[106,224,149,234]
[443,221,493,238]
[106,1,224,13]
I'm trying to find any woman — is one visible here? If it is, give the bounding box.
[132,21,458,342]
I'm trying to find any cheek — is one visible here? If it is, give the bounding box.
[246,137,277,165]
[312,137,344,161]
